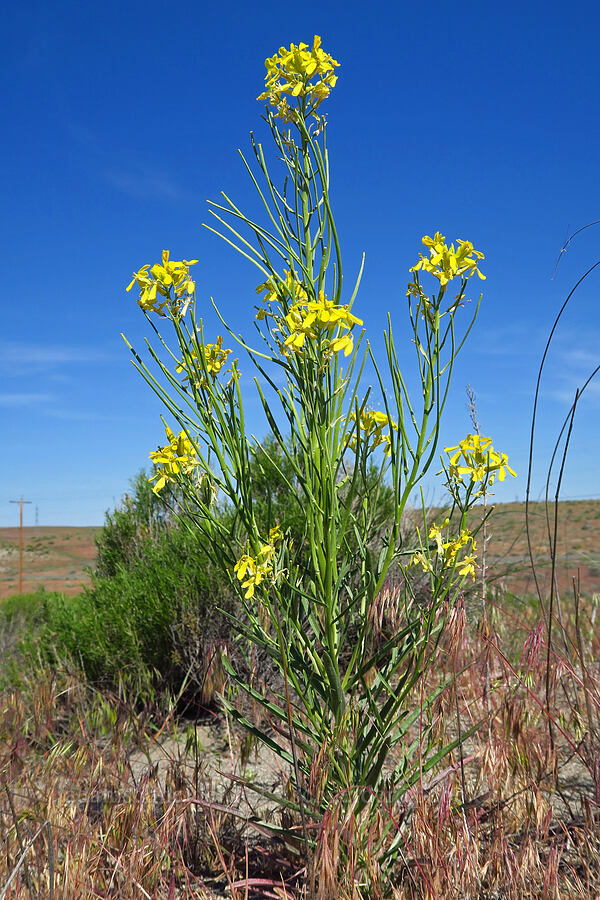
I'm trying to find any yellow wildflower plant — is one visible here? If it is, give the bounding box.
[411,233,485,287]
[148,425,199,494]
[408,518,477,581]
[281,292,362,358]
[255,270,308,318]
[126,250,198,316]
[349,409,397,455]
[444,433,516,487]
[233,526,283,599]
[124,36,495,852]
[408,550,434,573]
[258,35,339,119]
[176,337,232,377]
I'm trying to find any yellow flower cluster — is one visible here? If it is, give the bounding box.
[411,233,485,287]
[254,272,362,361]
[349,409,396,456]
[282,292,362,358]
[176,337,232,379]
[205,337,232,374]
[429,520,477,578]
[257,35,339,119]
[409,519,478,580]
[444,434,516,487]
[126,250,198,316]
[255,269,308,316]
[149,426,198,495]
[234,526,283,599]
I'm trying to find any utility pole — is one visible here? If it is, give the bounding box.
[9,497,32,594]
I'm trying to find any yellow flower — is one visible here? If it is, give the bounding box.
[126,251,198,316]
[441,531,474,570]
[148,425,198,494]
[428,518,450,556]
[407,520,477,581]
[233,555,267,599]
[281,291,362,359]
[282,305,318,352]
[233,526,283,599]
[444,434,516,487]
[457,554,477,580]
[258,35,339,119]
[330,333,355,356]
[408,551,433,573]
[204,337,232,374]
[176,339,235,390]
[256,270,308,317]
[410,233,485,287]
[349,409,397,455]
[305,295,362,328]
[493,451,517,482]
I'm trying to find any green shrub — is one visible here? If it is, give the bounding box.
[247,434,396,560]
[0,589,64,688]
[2,453,397,701]
[93,469,177,577]
[0,589,50,632]
[42,524,234,699]
[0,474,233,699]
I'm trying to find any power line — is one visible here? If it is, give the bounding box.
[9,497,32,594]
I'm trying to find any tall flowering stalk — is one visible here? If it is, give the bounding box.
[123,36,511,885]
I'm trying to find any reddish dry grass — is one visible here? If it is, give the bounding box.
[2,586,600,898]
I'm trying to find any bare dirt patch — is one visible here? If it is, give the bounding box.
[0,526,99,597]
[470,499,600,599]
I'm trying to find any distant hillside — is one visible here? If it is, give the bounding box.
[467,499,600,599]
[1,500,599,600]
[0,527,99,597]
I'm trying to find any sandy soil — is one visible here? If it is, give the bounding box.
[0,526,99,597]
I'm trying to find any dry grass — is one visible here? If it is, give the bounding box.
[2,582,600,898]
[3,500,600,897]
[388,594,600,899]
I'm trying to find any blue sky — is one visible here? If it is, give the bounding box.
[2,0,600,526]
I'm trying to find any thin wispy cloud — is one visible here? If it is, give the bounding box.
[548,380,600,407]
[64,120,191,205]
[473,323,546,357]
[44,408,132,422]
[0,343,114,372]
[105,166,188,202]
[542,330,600,405]
[558,347,600,368]
[0,393,55,407]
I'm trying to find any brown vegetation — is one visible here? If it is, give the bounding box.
[1,584,600,897]
[2,501,600,896]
